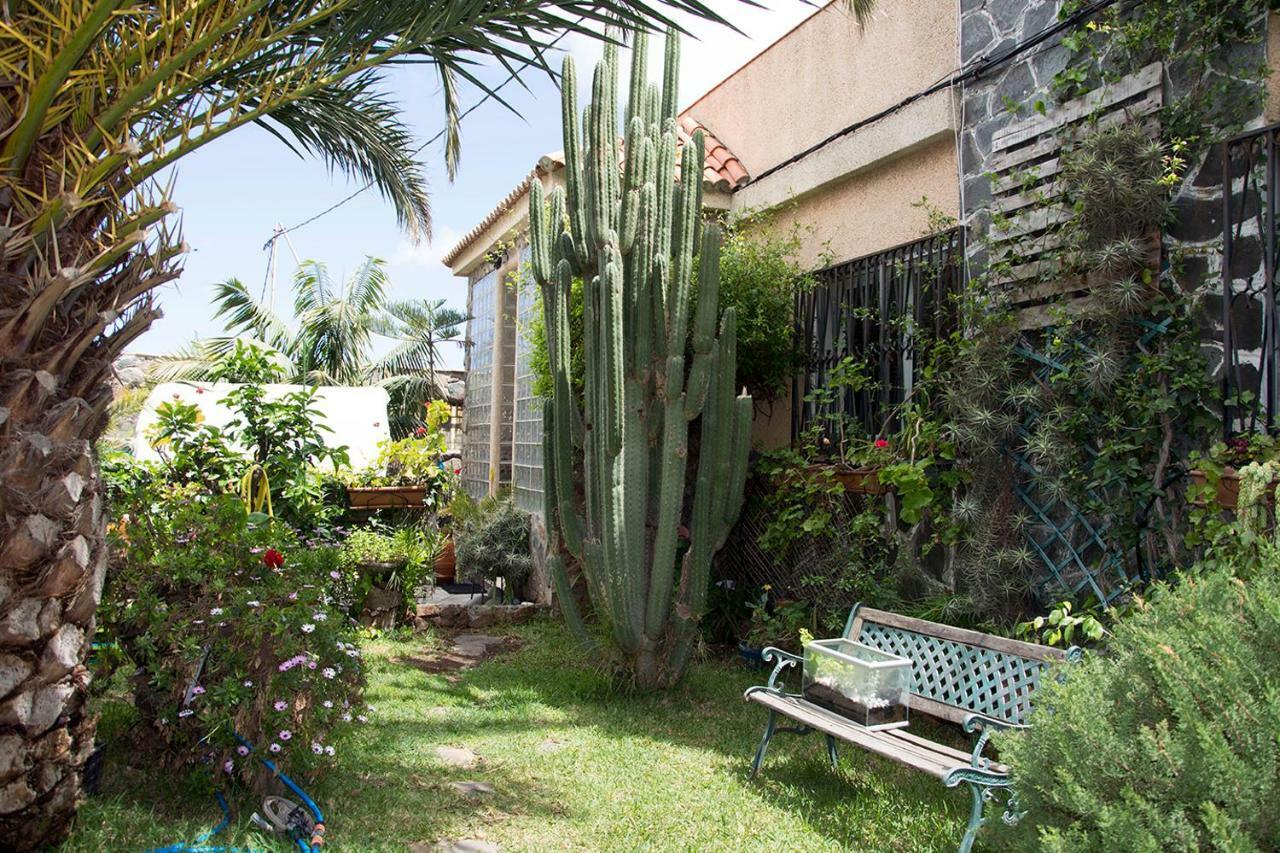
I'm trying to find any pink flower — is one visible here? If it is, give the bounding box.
[325,745,335,756]
[274,700,287,711]
[322,668,336,679]
[178,709,193,718]
[312,743,324,754]
[192,686,205,696]
[278,730,292,741]
[329,571,341,580]
[288,592,298,601]
[322,700,333,709]
[307,661,317,670]
[237,745,250,756]
[874,438,889,449]
[301,624,315,634]
[223,759,234,774]
[269,743,282,753]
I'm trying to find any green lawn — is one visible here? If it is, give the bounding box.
[67,618,970,851]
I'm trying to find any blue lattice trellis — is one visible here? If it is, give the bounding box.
[1010,317,1171,605]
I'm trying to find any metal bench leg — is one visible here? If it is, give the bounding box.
[959,783,985,853]
[749,710,778,780]
[825,735,838,770]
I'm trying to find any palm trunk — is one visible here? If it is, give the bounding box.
[1,243,170,847]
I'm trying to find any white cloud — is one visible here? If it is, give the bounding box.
[388,224,460,269]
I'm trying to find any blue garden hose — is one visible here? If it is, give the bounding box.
[150,738,326,853]
[147,792,239,853]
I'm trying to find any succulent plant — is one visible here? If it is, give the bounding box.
[528,30,752,687]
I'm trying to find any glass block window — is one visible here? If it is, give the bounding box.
[513,246,545,516]
[462,265,497,499]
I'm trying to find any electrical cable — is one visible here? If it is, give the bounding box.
[749,0,1121,186]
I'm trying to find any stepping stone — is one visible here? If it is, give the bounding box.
[430,841,500,853]
[435,745,479,768]
[450,634,506,660]
[450,780,494,797]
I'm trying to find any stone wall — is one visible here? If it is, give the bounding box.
[959,0,1271,416]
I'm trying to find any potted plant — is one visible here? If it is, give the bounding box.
[338,526,438,627]
[453,495,532,603]
[1189,434,1279,511]
[740,586,812,665]
[345,402,456,510]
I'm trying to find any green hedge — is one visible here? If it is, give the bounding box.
[999,565,1280,851]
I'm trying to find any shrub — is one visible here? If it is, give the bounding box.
[713,218,816,402]
[998,563,1280,851]
[102,491,369,795]
[146,341,349,532]
[454,496,532,602]
[336,524,439,613]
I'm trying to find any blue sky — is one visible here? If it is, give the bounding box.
[132,1,825,369]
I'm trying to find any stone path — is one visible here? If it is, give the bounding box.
[402,634,516,853]
[396,633,519,675]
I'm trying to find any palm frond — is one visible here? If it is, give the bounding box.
[256,74,432,240]
[210,278,294,352]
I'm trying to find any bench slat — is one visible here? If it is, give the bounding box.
[851,606,1069,661]
[747,692,968,780]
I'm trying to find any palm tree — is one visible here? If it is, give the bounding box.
[0,1,729,846]
[155,258,465,434]
[367,298,467,434]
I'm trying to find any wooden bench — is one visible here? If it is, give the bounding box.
[744,604,1080,853]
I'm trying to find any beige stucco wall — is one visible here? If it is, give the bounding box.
[750,135,959,269]
[683,0,957,179]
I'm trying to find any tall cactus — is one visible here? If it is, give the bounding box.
[529,30,752,688]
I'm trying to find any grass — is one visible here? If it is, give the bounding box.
[67,618,969,851]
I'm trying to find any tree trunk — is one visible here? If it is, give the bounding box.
[0,252,164,847]
[0,428,109,848]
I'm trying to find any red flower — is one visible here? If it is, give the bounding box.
[874,438,889,449]
[262,548,285,569]
[414,426,428,438]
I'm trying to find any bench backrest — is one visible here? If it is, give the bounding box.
[843,605,1079,727]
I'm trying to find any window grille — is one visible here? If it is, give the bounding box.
[1221,123,1280,437]
[793,228,965,442]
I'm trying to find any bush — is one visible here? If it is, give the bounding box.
[713,218,816,402]
[102,491,369,795]
[145,340,349,533]
[998,564,1280,851]
[336,524,439,613]
[454,496,532,602]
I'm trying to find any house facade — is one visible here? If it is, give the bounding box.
[445,0,1280,605]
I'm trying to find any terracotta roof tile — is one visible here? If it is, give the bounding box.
[442,118,748,269]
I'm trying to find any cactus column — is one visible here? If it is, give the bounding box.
[529,30,752,688]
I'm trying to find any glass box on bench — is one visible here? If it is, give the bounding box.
[802,638,911,730]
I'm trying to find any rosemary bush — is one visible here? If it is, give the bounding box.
[998,560,1280,850]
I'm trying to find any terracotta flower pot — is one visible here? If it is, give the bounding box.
[1188,467,1275,510]
[346,486,429,509]
[805,463,887,495]
[435,537,456,585]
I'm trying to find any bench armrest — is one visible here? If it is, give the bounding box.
[963,714,1027,770]
[962,714,1028,735]
[760,647,802,691]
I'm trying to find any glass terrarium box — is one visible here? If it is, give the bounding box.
[802,639,912,730]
